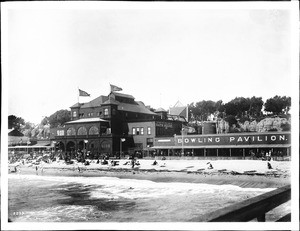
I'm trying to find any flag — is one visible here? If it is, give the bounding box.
[79,89,90,97]
[110,84,122,92]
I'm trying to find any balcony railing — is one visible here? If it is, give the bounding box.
[190,185,291,222]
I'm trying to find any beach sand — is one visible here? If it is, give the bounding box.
[14,159,290,189]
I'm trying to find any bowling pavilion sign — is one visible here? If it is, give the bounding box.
[175,132,290,147]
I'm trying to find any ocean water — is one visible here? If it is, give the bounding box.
[8,174,290,222]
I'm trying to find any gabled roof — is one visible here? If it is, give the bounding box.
[173,101,185,107]
[102,97,119,105]
[118,102,157,115]
[112,92,135,99]
[70,102,82,108]
[169,106,187,117]
[8,129,24,137]
[81,95,108,108]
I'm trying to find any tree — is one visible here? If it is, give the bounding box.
[47,109,71,128]
[189,100,223,121]
[225,115,238,128]
[224,97,251,117]
[8,115,25,130]
[21,122,36,138]
[224,101,238,116]
[248,97,264,117]
[264,95,291,115]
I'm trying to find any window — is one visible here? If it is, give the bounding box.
[147,127,151,135]
[104,108,109,116]
[101,142,111,150]
[132,128,136,135]
[72,111,77,117]
[136,127,140,135]
[89,126,99,135]
[67,127,76,136]
[57,130,64,136]
[147,138,154,147]
[77,126,87,136]
[140,127,144,135]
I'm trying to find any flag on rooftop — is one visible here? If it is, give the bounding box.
[79,89,90,97]
[110,84,123,92]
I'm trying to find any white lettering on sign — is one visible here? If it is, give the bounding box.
[257,136,262,141]
[271,136,276,141]
[174,134,289,145]
[279,135,285,141]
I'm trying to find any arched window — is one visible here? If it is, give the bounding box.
[101,141,111,150]
[89,126,99,135]
[67,127,76,136]
[77,126,87,136]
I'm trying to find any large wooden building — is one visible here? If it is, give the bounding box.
[51,91,187,158]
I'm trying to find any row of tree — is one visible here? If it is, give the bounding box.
[188,95,291,122]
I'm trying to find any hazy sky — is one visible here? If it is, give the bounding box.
[3,2,296,124]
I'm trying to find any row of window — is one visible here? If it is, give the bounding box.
[72,109,109,118]
[132,127,151,136]
[57,126,111,136]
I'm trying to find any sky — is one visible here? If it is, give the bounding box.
[3,2,298,124]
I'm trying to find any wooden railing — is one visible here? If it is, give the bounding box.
[191,185,291,222]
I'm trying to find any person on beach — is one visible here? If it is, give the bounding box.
[131,158,135,168]
[35,166,38,175]
[152,160,158,166]
[267,162,272,169]
[207,162,213,169]
[78,166,81,172]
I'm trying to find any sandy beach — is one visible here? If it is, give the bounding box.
[11,159,290,189]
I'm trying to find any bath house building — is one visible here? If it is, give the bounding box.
[51,91,187,158]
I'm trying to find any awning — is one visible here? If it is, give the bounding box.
[8,145,51,149]
[66,118,108,124]
[151,144,291,149]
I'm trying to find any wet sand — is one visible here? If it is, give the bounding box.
[14,165,290,189]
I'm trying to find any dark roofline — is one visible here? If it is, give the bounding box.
[111,92,135,99]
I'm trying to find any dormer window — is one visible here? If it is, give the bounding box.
[104,108,109,116]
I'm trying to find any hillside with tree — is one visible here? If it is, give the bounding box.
[188,95,291,134]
